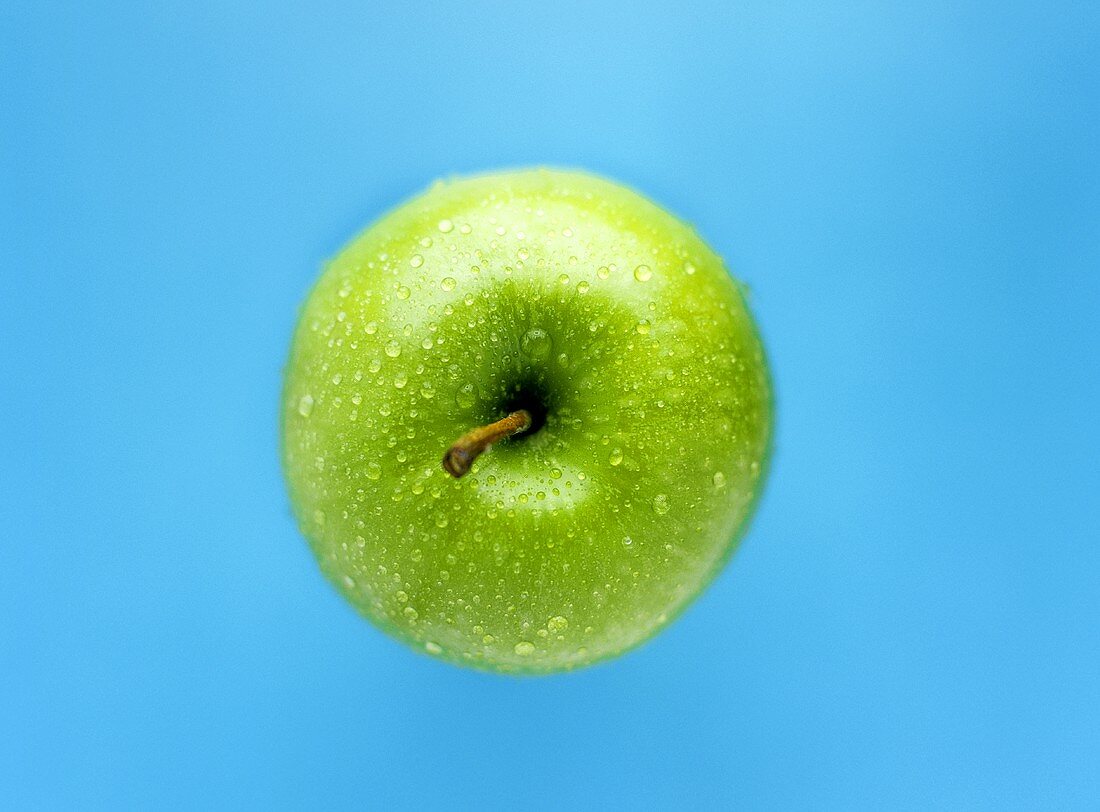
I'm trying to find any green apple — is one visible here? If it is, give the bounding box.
[281,169,771,674]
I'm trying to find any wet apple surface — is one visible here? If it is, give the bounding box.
[282,169,772,673]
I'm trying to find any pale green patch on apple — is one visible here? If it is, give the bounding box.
[281,169,772,674]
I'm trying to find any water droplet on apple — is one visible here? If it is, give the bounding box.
[420,381,435,399]
[455,382,478,408]
[313,508,326,526]
[394,371,408,388]
[547,615,568,633]
[549,467,562,480]
[652,494,670,515]
[609,448,624,466]
[410,548,423,562]
[713,471,727,488]
[396,285,411,300]
[441,276,456,291]
[365,321,378,335]
[514,641,535,656]
[425,641,442,655]
[621,536,633,547]
[297,394,315,417]
[683,260,697,275]
[384,340,401,358]
[396,590,408,603]
[636,319,651,335]
[576,280,590,294]
[597,265,610,279]
[342,575,356,588]
[409,254,424,268]
[521,328,552,360]
[438,219,454,233]
[403,607,419,622]
[365,462,381,481]
[633,264,653,282]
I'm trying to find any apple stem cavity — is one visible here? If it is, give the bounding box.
[442,409,533,478]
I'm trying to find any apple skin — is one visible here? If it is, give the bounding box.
[282,169,771,674]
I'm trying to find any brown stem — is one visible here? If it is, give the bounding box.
[442,409,532,478]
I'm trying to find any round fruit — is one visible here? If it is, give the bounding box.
[281,169,772,673]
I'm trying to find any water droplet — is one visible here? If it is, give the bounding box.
[547,615,568,633]
[365,321,378,335]
[297,394,314,417]
[368,358,382,373]
[683,260,697,275]
[313,509,326,526]
[521,328,552,360]
[420,381,435,399]
[425,641,442,655]
[455,382,478,408]
[441,276,456,292]
[438,219,454,233]
[394,371,408,389]
[549,467,562,480]
[576,280,590,294]
[609,448,624,466]
[410,548,423,562]
[365,462,381,481]
[597,265,610,279]
[622,536,633,547]
[403,607,419,622]
[396,285,411,300]
[396,590,408,603]
[713,471,727,488]
[385,340,401,358]
[634,264,653,282]
[652,494,670,515]
[342,575,356,589]
[514,641,535,656]
[409,254,424,268]
[558,273,570,285]
[636,319,651,335]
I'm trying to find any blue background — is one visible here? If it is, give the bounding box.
[3,2,1098,808]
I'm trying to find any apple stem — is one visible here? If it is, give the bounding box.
[442,409,533,478]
